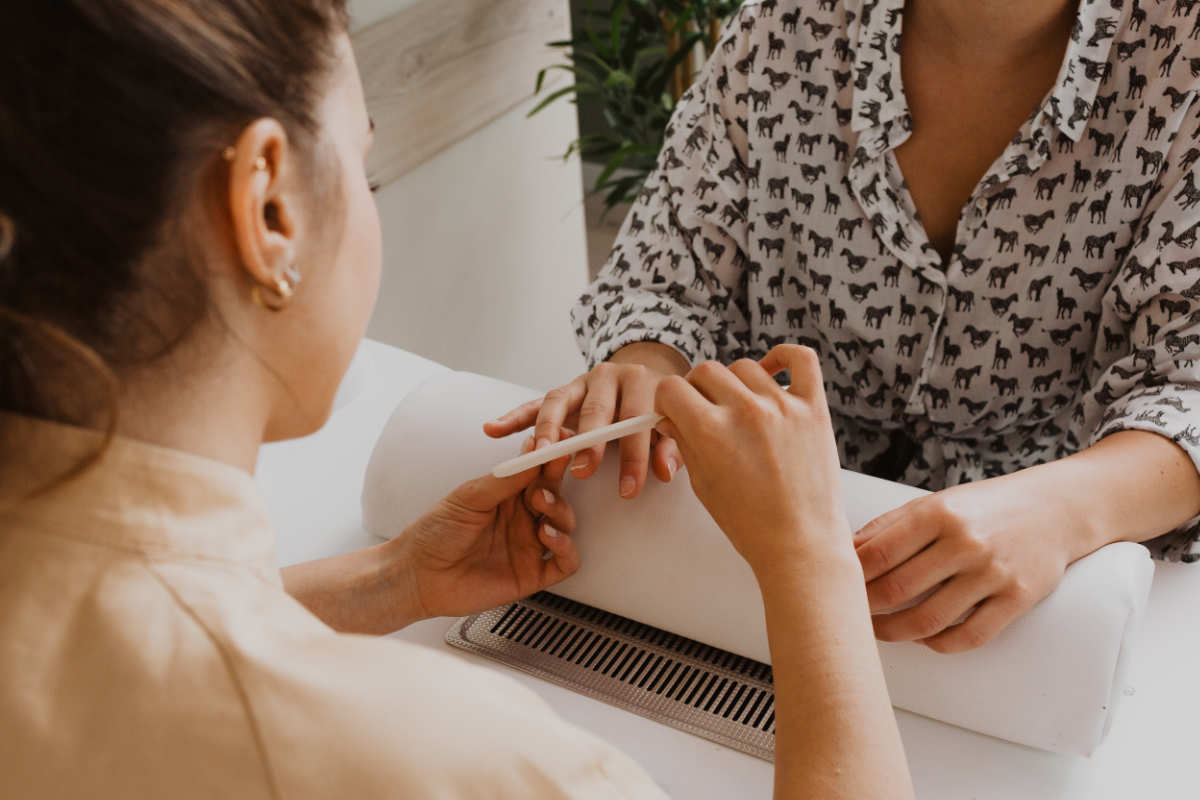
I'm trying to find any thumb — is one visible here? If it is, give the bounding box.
[451,468,540,513]
[448,435,540,512]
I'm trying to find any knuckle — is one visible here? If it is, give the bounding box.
[910,607,948,639]
[874,574,909,609]
[579,397,614,420]
[691,360,723,380]
[983,561,1015,587]
[960,532,993,563]
[620,452,647,471]
[793,344,820,368]
[660,374,689,392]
[861,545,892,576]
[542,387,570,407]
[1007,579,1036,606]
[622,362,648,380]
[730,357,760,374]
[736,392,768,419]
[924,637,953,654]
[656,376,687,407]
[591,362,616,381]
[924,492,954,521]
[957,624,992,651]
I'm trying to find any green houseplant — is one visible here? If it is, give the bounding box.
[531,0,739,214]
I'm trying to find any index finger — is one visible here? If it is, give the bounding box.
[532,380,586,450]
[654,374,715,448]
[855,505,940,583]
[483,397,544,438]
[759,344,823,399]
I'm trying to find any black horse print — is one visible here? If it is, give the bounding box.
[572,0,1200,562]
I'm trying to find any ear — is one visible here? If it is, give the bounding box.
[225,118,298,294]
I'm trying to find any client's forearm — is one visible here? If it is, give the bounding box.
[281,538,422,634]
[757,549,914,800]
[1028,430,1200,561]
[609,341,691,375]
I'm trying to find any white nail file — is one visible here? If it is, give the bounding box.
[491,413,664,478]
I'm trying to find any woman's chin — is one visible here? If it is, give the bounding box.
[263,349,370,443]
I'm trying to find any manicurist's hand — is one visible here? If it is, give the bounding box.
[281,439,576,635]
[394,436,579,620]
[483,341,689,499]
[658,346,914,800]
[855,472,1079,653]
[653,345,851,575]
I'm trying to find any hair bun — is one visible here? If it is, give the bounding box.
[0,212,13,262]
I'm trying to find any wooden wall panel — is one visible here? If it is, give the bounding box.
[353,0,570,187]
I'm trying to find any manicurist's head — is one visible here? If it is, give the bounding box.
[0,0,379,466]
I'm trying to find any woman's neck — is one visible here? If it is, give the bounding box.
[113,346,272,475]
[905,0,1079,68]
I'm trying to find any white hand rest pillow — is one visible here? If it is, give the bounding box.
[362,371,1154,756]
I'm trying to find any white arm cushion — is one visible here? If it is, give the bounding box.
[363,370,1154,756]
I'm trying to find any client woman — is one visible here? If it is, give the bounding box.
[0,2,910,797]
[492,0,1200,653]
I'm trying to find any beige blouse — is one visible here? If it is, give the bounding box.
[0,415,666,799]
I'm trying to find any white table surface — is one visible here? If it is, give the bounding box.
[258,340,1199,799]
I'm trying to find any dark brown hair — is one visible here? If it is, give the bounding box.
[0,0,349,475]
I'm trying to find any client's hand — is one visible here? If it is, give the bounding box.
[855,473,1075,654]
[483,342,689,499]
[654,345,851,577]
[396,437,579,619]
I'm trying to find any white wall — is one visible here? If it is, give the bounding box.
[351,0,421,30]
[350,0,589,391]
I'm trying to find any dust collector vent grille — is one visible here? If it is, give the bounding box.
[446,592,776,761]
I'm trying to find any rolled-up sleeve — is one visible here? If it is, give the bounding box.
[571,11,757,369]
[1090,98,1200,560]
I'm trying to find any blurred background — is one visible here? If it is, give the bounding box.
[347,0,733,388]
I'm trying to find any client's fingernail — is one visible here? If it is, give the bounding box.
[667,459,678,480]
[542,489,555,506]
[571,454,591,473]
[544,525,560,538]
[535,437,551,451]
[620,476,636,497]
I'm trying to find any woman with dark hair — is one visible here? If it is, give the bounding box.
[0,2,911,797]
[494,0,1200,654]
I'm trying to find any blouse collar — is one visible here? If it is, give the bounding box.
[0,414,278,572]
[850,0,1130,143]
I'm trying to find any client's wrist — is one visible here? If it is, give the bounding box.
[609,340,690,376]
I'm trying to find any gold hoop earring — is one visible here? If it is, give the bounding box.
[252,266,302,312]
[0,213,14,261]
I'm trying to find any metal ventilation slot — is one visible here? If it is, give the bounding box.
[446,592,776,761]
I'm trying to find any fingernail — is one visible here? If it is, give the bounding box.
[535,437,551,451]
[571,454,590,473]
[544,524,560,538]
[541,489,555,506]
[620,476,636,497]
[667,459,678,480]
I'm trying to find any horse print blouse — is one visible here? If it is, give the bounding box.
[571,0,1200,559]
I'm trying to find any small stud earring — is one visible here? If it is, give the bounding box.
[251,265,302,312]
[221,147,269,173]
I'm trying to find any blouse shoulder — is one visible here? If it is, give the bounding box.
[177,573,667,800]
